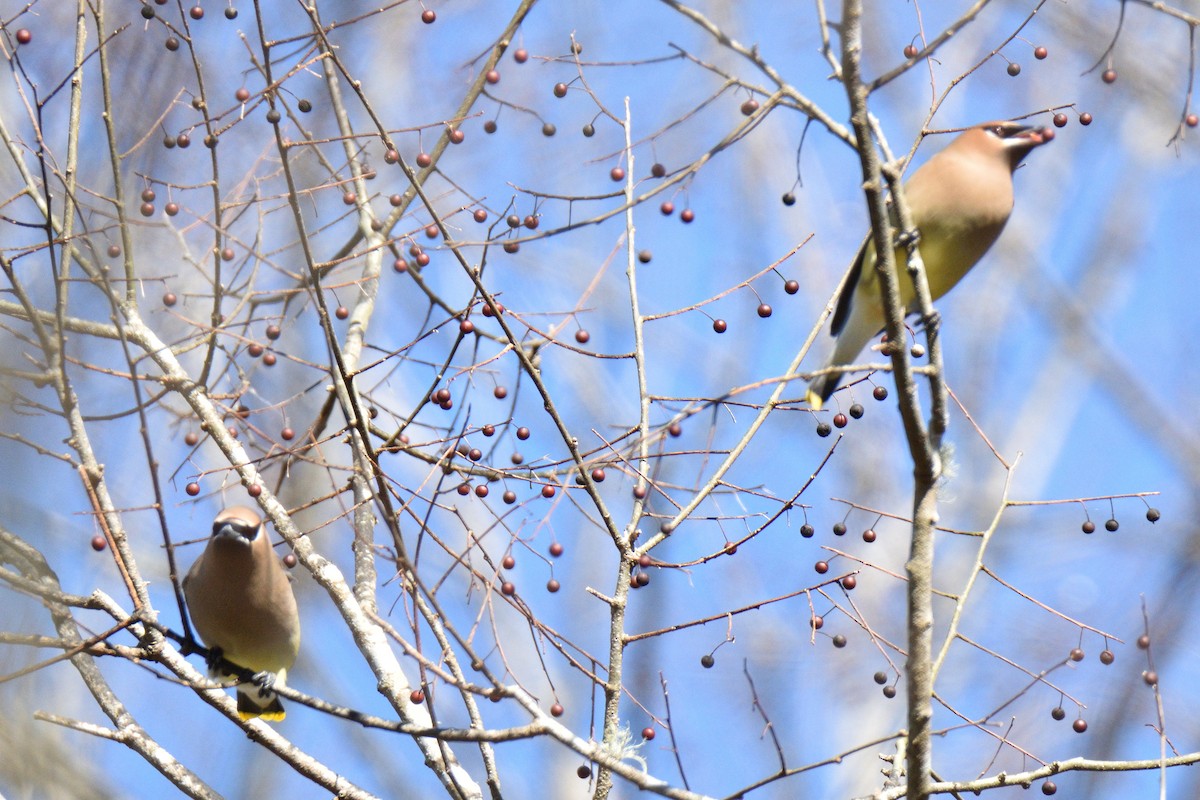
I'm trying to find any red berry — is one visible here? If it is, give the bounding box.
[903,44,918,59]
[485,70,500,85]
[841,575,857,590]
[503,490,517,504]
[1072,718,1088,733]
[416,152,432,168]
[502,554,516,569]
[660,201,675,216]
[756,303,772,318]
[501,581,515,595]
[541,485,555,499]
[553,82,568,98]
[814,561,828,574]
[335,306,349,320]
[513,48,528,63]
[642,727,655,740]
[163,292,177,307]
[550,702,564,716]
[1034,46,1048,60]
[473,208,488,223]
[281,427,295,440]
[740,98,759,115]
[680,208,695,223]
[1007,62,1021,77]
[235,87,250,102]
[421,9,436,24]
[15,29,32,45]
[91,534,107,551]
[574,330,590,344]
[190,6,204,19]
[1080,112,1093,126]
[1187,114,1198,128]
[549,542,564,557]
[186,482,201,496]
[546,579,560,593]
[1053,113,1068,128]
[712,319,727,333]
[650,163,666,178]
[610,167,625,182]
[1102,69,1117,84]
[165,202,179,216]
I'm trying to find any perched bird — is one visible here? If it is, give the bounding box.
[184,506,300,720]
[805,121,1052,409]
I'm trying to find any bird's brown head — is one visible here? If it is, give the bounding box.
[970,120,1054,171]
[211,505,263,545]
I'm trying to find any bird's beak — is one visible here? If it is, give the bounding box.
[213,520,258,544]
[1009,125,1054,146]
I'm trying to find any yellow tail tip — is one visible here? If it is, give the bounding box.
[804,390,824,411]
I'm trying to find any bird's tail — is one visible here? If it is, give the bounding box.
[804,373,838,411]
[238,688,286,721]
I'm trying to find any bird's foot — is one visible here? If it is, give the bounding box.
[895,228,921,249]
[204,646,225,673]
[251,670,277,698]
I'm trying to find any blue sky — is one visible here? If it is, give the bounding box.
[1,1,1197,798]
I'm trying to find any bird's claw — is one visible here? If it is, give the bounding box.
[895,228,920,249]
[251,671,277,698]
[204,646,225,673]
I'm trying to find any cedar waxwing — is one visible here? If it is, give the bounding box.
[805,121,1052,409]
[183,506,300,720]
